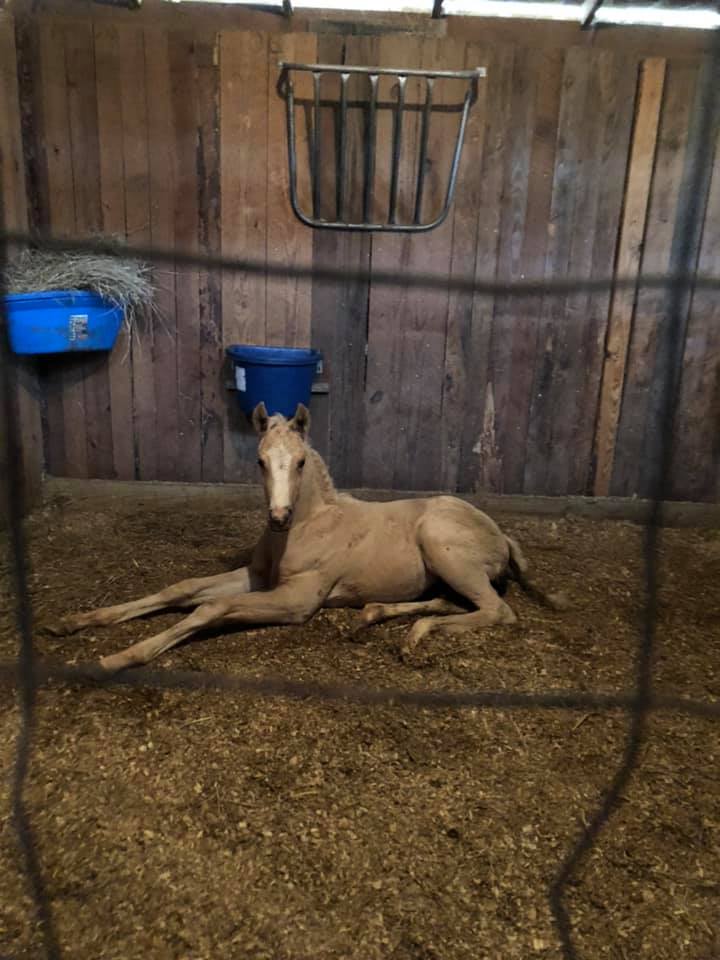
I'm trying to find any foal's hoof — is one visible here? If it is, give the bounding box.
[359,603,385,627]
[98,652,129,675]
[40,616,79,637]
[348,605,382,641]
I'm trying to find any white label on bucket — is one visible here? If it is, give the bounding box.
[69,314,89,341]
[235,366,247,392]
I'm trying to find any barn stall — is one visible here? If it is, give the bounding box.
[1,0,719,957]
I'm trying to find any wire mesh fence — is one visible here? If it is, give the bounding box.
[1,27,719,960]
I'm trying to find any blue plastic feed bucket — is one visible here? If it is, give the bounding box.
[3,290,124,355]
[226,345,322,419]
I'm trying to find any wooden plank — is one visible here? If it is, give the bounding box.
[196,33,225,483]
[439,40,489,492]
[542,48,607,496]
[593,58,666,497]
[36,20,79,477]
[325,35,375,487]
[308,32,348,467]
[545,49,636,496]
[0,16,43,504]
[499,47,564,494]
[671,129,720,501]
[522,46,592,496]
[483,45,562,495]
[266,32,316,348]
[567,51,637,495]
[487,45,539,491]
[37,20,75,234]
[643,52,720,500]
[612,60,698,497]
[64,20,115,480]
[94,21,134,480]
[391,37,466,492]
[64,23,102,237]
[144,27,179,481]
[169,30,201,483]
[45,19,89,481]
[309,35,377,483]
[0,16,28,235]
[360,34,424,489]
[220,30,269,483]
[51,19,92,481]
[13,19,47,235]
[118,24,156,481]
[456,44,516,493]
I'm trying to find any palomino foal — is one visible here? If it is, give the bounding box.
[52,402,565,673]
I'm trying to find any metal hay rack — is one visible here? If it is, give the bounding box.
[278,62,486,233]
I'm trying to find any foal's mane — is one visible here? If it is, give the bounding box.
[306,445,338,504]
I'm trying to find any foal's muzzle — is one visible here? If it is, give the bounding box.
[269,507,293,531]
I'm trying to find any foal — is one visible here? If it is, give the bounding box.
[51,402,565,673]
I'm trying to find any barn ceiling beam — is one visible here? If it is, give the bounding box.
[580,0,605,29]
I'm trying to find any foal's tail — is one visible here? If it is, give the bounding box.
[505,536,569,611]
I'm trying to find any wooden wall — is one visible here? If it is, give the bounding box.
[1,8,719,501]
[1,14,43,520]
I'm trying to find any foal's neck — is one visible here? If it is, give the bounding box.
[293,447,337,523]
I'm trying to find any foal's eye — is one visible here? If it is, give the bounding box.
[298,458,306,471]
[257,459,265,470]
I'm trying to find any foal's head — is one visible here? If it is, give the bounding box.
[252,402,311,532]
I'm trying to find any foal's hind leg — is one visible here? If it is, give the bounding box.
[402,586,516,659]
[47,568,263,636]
[404,527,516,659]
[359,597,468,627]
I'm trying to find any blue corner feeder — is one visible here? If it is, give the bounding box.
[4,290,124,356]
[226,344,322,419]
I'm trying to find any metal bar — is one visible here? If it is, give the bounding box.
[388,75,407,225]
[437,86,474,224]
[414,77,434,225]
[337,72,349,222]
[432,0,444,18]
[282,0,292,15]
[287,215,454,233]
[285,78,303,222]
[312,72,321,220]
[280,62,485,81]
[363,74,379,224]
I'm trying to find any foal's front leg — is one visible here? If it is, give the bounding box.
[48,567,264,636]
[99,574,327,673]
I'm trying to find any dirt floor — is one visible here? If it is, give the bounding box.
[0,489,719,960]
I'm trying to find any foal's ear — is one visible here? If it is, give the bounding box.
[290,403,310,438]
[251,402,269,435]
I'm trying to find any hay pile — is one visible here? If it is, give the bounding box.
[4,246,156,325]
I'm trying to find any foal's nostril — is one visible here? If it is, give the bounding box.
[269,507,293,529]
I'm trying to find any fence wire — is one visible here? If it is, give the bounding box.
[1,31,719,960]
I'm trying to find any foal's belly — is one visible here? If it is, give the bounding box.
[324,548,434,608]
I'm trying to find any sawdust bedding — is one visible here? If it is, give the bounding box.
[1,492,719,960]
